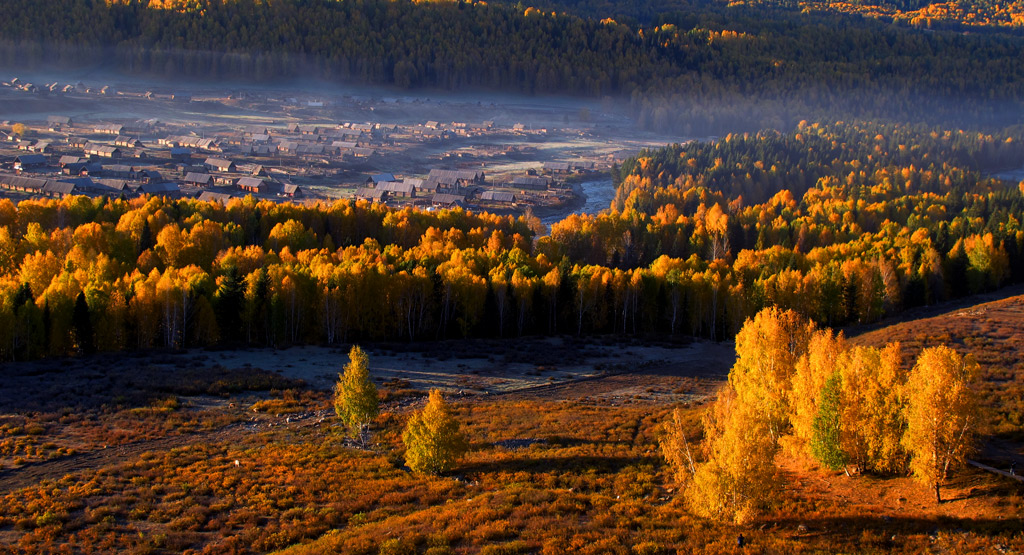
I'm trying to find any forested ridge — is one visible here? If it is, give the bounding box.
[1,122,1023,360]
[3,0,1024,131]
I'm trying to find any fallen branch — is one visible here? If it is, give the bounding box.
[966,460,1024,483]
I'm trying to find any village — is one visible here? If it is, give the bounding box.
[0,76,658,220]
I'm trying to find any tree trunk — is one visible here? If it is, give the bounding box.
[934,483,942,503]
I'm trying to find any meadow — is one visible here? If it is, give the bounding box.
[1,292,1023,553]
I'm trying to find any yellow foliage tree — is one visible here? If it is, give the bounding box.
[402,389,468,475]
[903,346,979,502]
[790,328,848,453]
[730,307,816,439]
[686,385,779,523]
[839,343,908,474]
[660,408,698,484]
[334,345,380,442]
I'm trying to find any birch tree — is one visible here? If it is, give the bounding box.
[403,389,468,475]
[334,345,379,443]
[903,346,979,502]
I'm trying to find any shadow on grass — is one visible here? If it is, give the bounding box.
[767,513,1023,540]
[0,351,304,413]
[461,454,662,475]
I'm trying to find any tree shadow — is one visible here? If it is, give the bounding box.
[767,514,1023,541]
[461,454,662,475]
[0,350,303,413]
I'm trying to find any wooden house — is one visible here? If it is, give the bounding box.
[543,161,572,173]
[368,173,396,184]
[431,193,466,208]
[355,187,387,202]
[84,144,122,158]
[47,115,73,127]
[480,191,516,204]
[512,176,549,191]
[237,176,273,194]
[93,123,124,135]
[14,154,47,171]
[204,157,236,173]
[139,182,181,195]
[114,136,142,148]
[236,163,267,176]
[183,172,213,187]
[170,148,192,161]
[198,191,234,204]
[376,181,416,198]
[0,174,46,192]
[101,164,138,179]
[29,141,52,153]
[93,178,131,193]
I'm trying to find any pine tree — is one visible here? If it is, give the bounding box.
[810,371,846,470]
[402,389,468,475]
[73,291,94,355]
[334,345,379,443]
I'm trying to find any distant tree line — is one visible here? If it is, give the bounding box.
[2,0,1024,131]
[0,122,1022,360]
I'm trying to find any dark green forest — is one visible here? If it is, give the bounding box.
[2,0,1024,132]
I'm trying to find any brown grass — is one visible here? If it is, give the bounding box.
[1,320,1022,553]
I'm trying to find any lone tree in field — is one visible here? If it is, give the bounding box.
[903,346,979,502]
[403,389,468,475]
[334,345,379,443]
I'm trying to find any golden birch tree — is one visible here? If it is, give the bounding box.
[790,328,848,451]
[334,345,380,442]
[686,385,779,523]
[403,389,469,475]
[903,346,979,502]
[730,307,816,439]
[842,343,908,474]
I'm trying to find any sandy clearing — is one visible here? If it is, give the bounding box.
[178,336,735,395]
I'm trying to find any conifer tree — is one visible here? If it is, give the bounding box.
[810,371,845,470]
[402,389,468,475]
[334,345,379,443]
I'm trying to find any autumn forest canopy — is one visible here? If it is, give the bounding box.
[3,0,1024,131]
[1,121,1023,360]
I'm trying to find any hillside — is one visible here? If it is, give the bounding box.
[852,288,1024,449]
[3,0,1024,132]
[1,322,1022,553]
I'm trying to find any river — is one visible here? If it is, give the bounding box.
[540,178,616,228]
[994,167,1024,184]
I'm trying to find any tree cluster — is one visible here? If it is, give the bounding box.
[333,345,468,474]
[666,307,979,522]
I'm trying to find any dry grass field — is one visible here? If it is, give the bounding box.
[0,306,1022,554]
